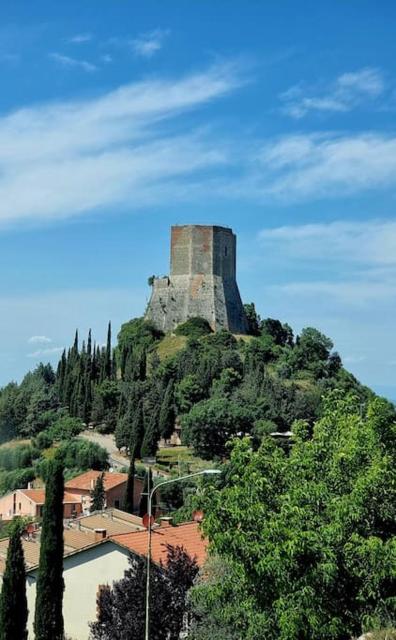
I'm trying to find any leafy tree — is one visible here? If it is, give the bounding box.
[34,457,65,640]
[261,318,294,347]
[90,472,105,512]
[0,519,28,640]
[182,397,253,459]
[90,544,198,640]
[190,394,396,640]
[175,375,206,414]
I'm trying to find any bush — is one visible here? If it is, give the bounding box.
[175,318,213,339]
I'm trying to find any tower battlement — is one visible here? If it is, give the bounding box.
[145,225,248,334]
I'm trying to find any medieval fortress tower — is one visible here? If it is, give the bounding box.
[145,225,248,334]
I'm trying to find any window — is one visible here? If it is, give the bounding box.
[115,500,120,508]
[18,502,21,511]
[224,246,228,257]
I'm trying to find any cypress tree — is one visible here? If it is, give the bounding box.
[130,400,145,460]
[123,456,135,514]
[139,468,156,517]
[90,472,106,512]
[0,520,28,640]
[105,322,112,379]
[141,407,159,459]
[158,380,176,439]
[34,458,65,640]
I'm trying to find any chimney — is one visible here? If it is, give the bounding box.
[160,517,173,528]
[94,528,107,541]
[27,482,33,490]
[90,479,95,490]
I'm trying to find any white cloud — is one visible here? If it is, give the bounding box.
[280,67,385,118]
[130,29,169,58]
[0,63,241,228]
[27,346,64,358]
[28,335,52,344]
[68,33,92,44]
[49,52,97,73]
[255,133,396,201]
[259,220,396,266]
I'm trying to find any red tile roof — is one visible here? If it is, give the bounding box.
[18,489,81,505]
[111,522,207,567]
[65,471,128,492]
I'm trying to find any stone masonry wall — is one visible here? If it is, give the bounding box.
[145,225,248,334]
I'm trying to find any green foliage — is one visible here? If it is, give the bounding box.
[0,468,35,496]
[90,472,105,512]
[123,456,135,513]
[0,519,28,640]
[34,457,65,640]
[243,302,261,336]
[182,397,253,459]
[175,317,213,339]
[190,394,396,640]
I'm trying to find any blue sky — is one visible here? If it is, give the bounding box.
[0,1,395,400]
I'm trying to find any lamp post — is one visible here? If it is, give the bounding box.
[144,469,221,640]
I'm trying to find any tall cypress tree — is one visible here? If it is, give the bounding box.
[34,458,65,640]
[90,472,106,512]
[139,468,154,517]
[141,407,159,459]
[158,380,176,439]
[123,455,135,514]
[130,400,145,459]
[0,520,28,640]
[105,322,112,379]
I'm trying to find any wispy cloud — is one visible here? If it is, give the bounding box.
[27,346,64,358]
[0,63,241,229]
[253,132,396,201]
[68,33,93,44]
[130,28,169,58]
[49,52,97,73]
[259,220,396,266]
[280,67,385,118]
[28,335,52,344]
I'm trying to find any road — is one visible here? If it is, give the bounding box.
[79,430,130,470]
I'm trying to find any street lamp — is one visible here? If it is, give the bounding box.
[144,469,221,640]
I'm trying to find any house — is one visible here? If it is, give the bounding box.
[65,470,143,511]
[0,488,82,520]
[0,518,207,640]
[111,519,208,567]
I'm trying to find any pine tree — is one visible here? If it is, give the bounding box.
[34,458,65,640]
[123,456,135,514]
[158,380,176,439]
[0,520,28,640]
[90,472,106,512]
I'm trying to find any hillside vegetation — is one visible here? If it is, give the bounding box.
[0,306,373,473]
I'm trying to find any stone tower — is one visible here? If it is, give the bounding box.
[145,225,248,334]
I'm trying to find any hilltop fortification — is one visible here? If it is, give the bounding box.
[145,225,248,334]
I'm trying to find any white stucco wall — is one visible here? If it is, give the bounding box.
[26,541,130,640]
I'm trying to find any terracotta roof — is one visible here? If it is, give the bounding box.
[65,471,128,492]
[0,537,41,569]
[111,522,207,567]
[76,512,141,536]
[63,528,97,550]
[17,489,82,505]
